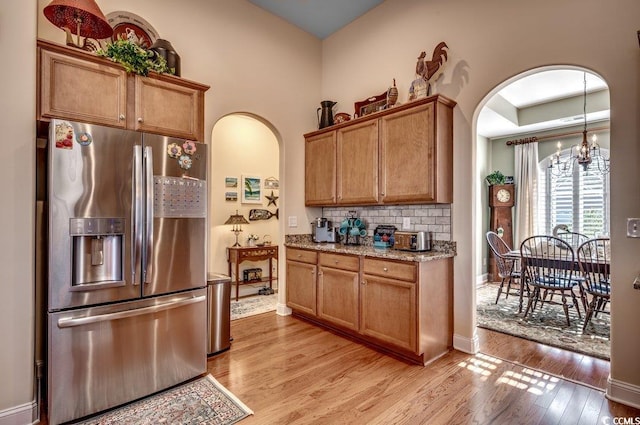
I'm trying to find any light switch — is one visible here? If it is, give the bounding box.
[288,216,298,228]
[402,217,411,230]
[627,218,640,237]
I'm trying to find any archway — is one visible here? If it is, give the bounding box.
[474,65,611,359]
[209,113,282,300]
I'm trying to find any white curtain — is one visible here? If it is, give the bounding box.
[514,142,538,248]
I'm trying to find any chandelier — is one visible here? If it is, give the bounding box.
[548,72,610,177]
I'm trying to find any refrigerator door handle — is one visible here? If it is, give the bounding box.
[144,145,154,284]
[133,145,143,285]
[57,295,206,328]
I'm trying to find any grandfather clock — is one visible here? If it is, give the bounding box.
[488,184,515,281]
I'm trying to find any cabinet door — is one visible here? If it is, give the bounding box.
[286,260,317,315]
[336,120,379,204]
[133,76,204,140]
[305,132,336,206]
[318,266,359,330]
[380,102,436,203]
[360,274,417,352]
[40,49,127,128]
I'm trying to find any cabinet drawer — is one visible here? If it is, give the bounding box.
[319,252,359,271]
[363,258,416,282]
[286,248,317,264]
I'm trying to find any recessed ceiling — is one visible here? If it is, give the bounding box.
[477,70,610,139]
[247,0,384,39]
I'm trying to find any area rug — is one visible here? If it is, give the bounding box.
[231,293,277,320]
[477,283,610,360]
[73,374,253,425]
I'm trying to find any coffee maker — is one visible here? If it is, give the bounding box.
[312,217,338,243]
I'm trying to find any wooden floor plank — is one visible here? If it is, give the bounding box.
[202,314,640,424]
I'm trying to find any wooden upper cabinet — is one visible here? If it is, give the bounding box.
[380,100,453,204]
[305,131,337,206]
[37,39,209,141]
[39,47,127,128]
[303,95,455,206]
[336,120,379,204]
[131,75,205,140]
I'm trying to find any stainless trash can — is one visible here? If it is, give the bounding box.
[207,272,231,355]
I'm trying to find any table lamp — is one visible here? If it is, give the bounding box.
[43,0,114,51]
[225,210,249,247]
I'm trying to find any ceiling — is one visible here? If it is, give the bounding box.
[247,0,384,39]
[246,2,610,139]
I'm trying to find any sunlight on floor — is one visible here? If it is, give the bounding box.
[457,352,559,395]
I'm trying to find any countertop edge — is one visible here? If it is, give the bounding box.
[284,242,455,262]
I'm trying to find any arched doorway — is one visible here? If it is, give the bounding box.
[474,66,611,360]
[209,113,282,301]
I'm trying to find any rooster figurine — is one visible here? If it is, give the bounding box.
[415,41,449,82]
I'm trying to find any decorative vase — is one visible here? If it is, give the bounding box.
[149,39,181,76]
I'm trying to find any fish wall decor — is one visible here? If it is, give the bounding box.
[249,208,278,221]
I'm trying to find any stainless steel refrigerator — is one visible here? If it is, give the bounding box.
[46,119,208,425]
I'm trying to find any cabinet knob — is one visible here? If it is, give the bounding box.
[297,254,302,258]
[381,192,385,196]
[383,267,388,272]
[137,117,143,123]
[361,280,367,285]
[119,114,125,121]
[334,260,339,264]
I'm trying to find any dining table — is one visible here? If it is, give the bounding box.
[504,249,609,314]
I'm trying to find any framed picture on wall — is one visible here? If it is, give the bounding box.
[225,176,238,188]
[225,192,237,201]
[241,175,262,204]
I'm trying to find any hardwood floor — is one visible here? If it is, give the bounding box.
[208,313,640,425]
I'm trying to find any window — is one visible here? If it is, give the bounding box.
[537,148,610,237]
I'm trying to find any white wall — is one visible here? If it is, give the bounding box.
[320,0,640,405]
[0,0,37,422]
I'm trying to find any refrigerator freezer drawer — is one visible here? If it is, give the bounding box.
[47,289,207,425]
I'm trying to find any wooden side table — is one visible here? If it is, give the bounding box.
[227,245,278,301]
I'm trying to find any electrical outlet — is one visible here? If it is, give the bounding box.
[627,218,640,237]
[288,216,297,228]
[402,217,411,230]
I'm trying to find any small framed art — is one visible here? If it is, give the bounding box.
[241,175,262,204]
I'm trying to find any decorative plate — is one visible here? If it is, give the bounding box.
[334,112,351,124]
[106,11,159,49]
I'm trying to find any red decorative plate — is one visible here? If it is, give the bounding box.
[106,11,159,49]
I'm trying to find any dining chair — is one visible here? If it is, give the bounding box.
[486,231,523,308]
[576,238,611,332]
[520,235,583,326]
[555,230,588,249]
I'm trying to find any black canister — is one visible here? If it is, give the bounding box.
[150,39,181,76]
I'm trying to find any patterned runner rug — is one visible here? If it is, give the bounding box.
[231,293,277,320]
[73,374,253,425]
[477,283,610,360]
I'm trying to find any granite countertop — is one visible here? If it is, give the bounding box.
[285,237,456,263]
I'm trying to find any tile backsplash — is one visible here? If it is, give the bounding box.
[322,204,451,241]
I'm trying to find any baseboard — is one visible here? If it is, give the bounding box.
[453,331,480,354]
[0,400,37,425]
[477,273,489,287]
[607,376,640,409]
[276,302,291,316]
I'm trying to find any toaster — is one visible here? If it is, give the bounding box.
[393,231,432,252]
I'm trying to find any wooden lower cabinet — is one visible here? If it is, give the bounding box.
[317,253,359,331]
[285,248,317,315]
[360,274,417,352]
[285,247,453,365]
